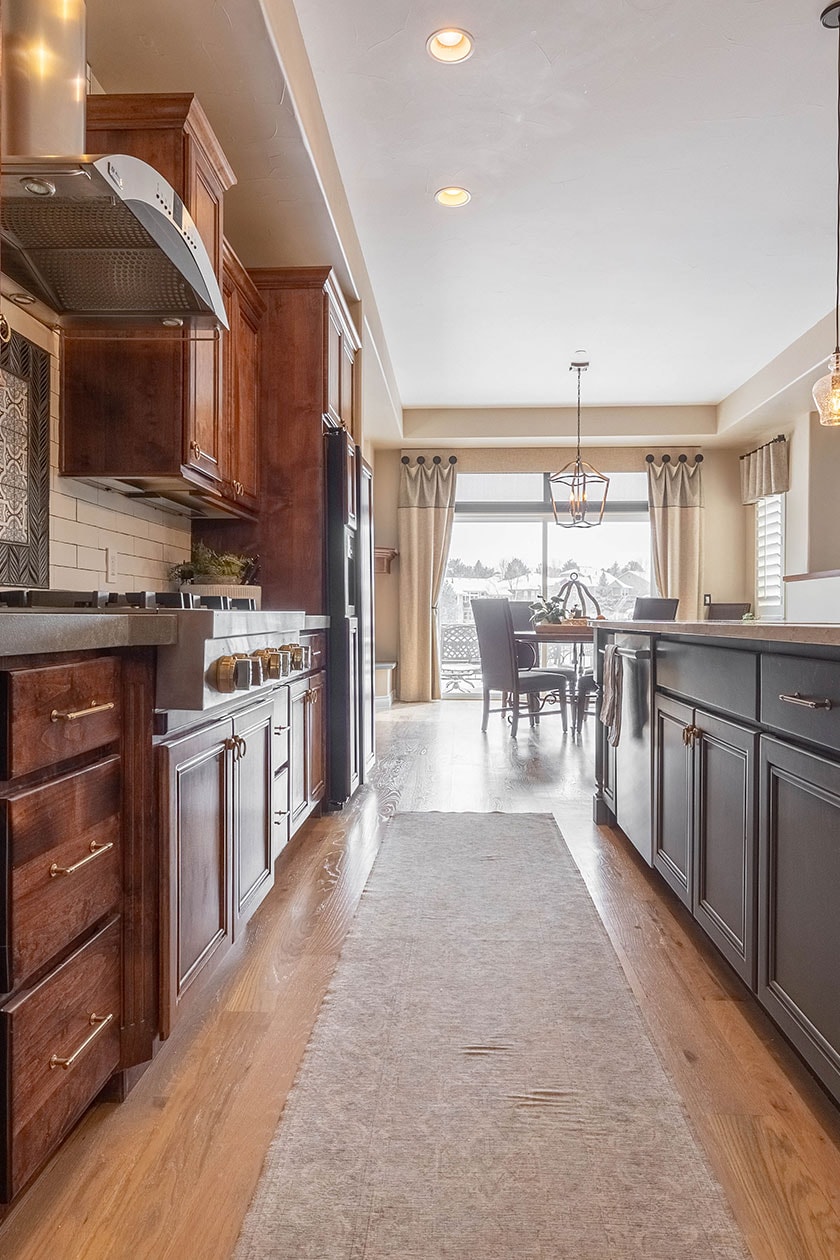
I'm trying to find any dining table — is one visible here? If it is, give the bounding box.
[514,621,596,675]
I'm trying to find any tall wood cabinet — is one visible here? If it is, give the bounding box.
[60,95,262,519]
[197,267,361,611]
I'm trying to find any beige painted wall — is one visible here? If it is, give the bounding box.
[373,445,747,670]
[1,300,192,593]
[373,449,401,665]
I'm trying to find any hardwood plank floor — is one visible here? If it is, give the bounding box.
[1,699,839,1258]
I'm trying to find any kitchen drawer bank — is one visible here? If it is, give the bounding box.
[594,622,840,1111]
[0,643,157,1205]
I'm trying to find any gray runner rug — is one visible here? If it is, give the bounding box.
[235,812,749,1259]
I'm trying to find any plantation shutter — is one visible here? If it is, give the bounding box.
[755,493,785,620]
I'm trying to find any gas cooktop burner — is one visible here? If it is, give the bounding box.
[0,589,258,611]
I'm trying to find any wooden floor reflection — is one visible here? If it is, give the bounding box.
[1,700,839,1259]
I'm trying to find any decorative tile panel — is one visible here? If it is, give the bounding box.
[0,333,49,587]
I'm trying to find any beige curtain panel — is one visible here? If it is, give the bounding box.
[398,459,457,702]
[647,458,704,622]
[740,435,789,504]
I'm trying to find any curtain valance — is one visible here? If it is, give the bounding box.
[739,435,789,504]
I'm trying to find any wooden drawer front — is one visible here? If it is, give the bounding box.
[761,654,840,754]
[2,758,121,991]
[2,658,122,778]
[272,688,290,771]
[1,917,121,1200]
[301,631,327,675]
[273,766,290,859]
[656,641,758,723]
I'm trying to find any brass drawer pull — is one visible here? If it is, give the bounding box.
[189,439,206,461]
[49,1012,114,1071]
[50,840,114,878]
[50,699,115,723]
[779,692,833,711]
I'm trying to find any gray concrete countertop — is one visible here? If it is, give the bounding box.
[0,610,179,656]
[599,620,840,646]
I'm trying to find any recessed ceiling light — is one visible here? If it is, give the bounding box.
[426,28,474,63]
[434,186,471,207]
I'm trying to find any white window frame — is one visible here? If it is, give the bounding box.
[755,493,785,621]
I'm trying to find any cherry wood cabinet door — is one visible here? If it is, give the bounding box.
[340,335,357,437]
[232,701,274,933]
[326,302,342,426]
[307,670,327,806]
[159,721,231,1038]
[288,679,309,833]
[222,243,264,511]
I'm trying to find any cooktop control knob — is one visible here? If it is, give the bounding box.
[254,648,281,680]
[213,655,254,693]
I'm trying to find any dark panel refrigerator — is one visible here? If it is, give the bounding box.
[325,428,375,807]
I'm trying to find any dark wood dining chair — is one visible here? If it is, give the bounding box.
[706,602,751,620]
[632,597,679,620]
[471,599,568,737]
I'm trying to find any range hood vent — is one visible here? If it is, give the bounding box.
[0,2,228,328]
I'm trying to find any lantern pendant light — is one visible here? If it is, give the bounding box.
[814,2,840,425]
[548,355,610,527]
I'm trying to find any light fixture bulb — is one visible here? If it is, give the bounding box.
[426,28,474,62]
[434,186,471,207]
[813,350,840,424]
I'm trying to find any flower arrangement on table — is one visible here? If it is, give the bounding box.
[529,571,605,628]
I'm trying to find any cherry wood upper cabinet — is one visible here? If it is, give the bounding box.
[59,95,256,519]
[221,243,265,514]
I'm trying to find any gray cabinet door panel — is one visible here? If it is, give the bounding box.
[653,694,692,908]
[693,711,757,985]
[758,736,840,1104]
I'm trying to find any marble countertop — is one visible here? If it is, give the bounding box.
[0,607,328,658]
[598,620,840,646]
[0,610,179,655]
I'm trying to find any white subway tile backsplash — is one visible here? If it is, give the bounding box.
[49,565,105,589]
[50,541,78,568]
[133,537,164,561]
[50,517,101,548]
[50,492,78,521]
[76,545,105,572]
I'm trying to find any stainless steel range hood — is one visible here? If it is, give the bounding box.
[0,0,228,329]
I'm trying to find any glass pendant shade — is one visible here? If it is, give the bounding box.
[813,351,840,425]
[549,457,610,528]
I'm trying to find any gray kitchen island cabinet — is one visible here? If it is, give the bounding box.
[594,620,840,1108]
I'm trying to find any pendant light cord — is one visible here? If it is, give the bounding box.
[575,366,582,460]
[835,22,840,352]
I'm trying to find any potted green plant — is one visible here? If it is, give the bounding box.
[169,541,254,587]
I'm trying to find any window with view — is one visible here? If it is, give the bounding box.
[438,471,653,694]
[755,493,785,621]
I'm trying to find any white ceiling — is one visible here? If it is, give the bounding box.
[291,0,838,409]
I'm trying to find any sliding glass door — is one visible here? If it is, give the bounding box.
[439,471,652,696]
